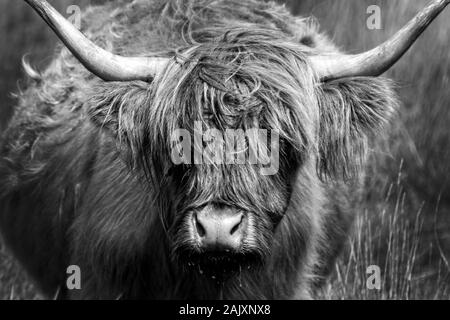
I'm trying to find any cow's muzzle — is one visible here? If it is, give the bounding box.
[174,205,266,278]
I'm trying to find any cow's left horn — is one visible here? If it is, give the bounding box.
[310,0,450,81]
[24,0,168,81]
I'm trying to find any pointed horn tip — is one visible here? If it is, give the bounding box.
[311,0,450,81]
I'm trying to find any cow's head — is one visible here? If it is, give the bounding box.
[24,0,449,277]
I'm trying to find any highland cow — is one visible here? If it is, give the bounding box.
[0,0,448,299]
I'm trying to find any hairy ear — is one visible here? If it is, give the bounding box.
[87,82,153,171]
[88,82,150,137]
[317,77,398,180]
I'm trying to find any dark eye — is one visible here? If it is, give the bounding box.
[300,36,315,48]
[167,164,193,184]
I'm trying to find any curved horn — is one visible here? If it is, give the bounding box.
[24,0,168,81]
[310,0,450,81]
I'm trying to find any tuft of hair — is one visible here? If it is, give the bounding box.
[21,55,42,82]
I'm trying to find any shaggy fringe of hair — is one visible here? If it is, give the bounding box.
[144,26,319,179]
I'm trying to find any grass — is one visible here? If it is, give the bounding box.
[321,163,450,300]
[1,0,450,300]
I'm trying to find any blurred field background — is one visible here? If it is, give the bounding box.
[0,0,449,299]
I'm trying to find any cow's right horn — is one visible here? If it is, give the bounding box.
[24,0,168,82]
[310,0,450,81]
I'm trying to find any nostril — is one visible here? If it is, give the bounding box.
[194,213,206,237]
[229,214,243,235]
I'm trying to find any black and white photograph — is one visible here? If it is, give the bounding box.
[0,0,449,304]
